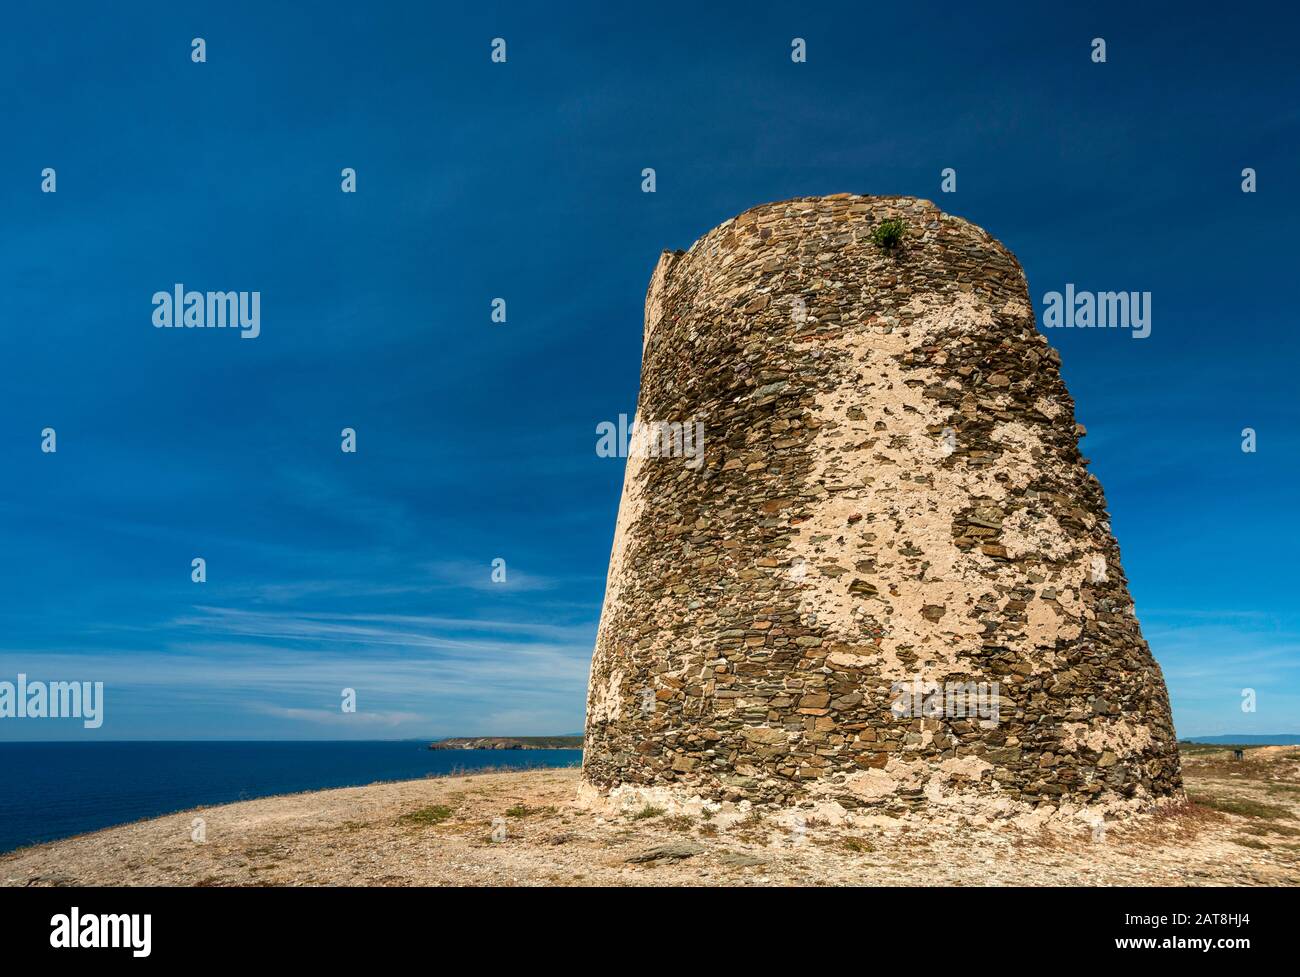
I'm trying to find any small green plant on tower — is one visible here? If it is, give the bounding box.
[870,217,907,254]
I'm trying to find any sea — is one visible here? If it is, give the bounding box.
[0,741,583,855]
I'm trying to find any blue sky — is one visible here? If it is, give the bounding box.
[1,1,1296,740]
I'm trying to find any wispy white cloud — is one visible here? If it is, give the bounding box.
[0,602,595,739]
[420,560,564,593]
[248,703,427,727]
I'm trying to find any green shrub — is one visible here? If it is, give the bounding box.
[870,218,907,252]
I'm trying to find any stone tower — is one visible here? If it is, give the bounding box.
[583,195,1182,815]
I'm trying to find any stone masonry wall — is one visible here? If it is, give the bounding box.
[583,194,1182,814]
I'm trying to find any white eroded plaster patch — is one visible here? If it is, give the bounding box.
[785,290,1084,681]
[584,665,625,725]
[1061,720,1156,757]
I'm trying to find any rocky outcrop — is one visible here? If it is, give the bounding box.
[582,194,1182,815]
[429,737,583,751]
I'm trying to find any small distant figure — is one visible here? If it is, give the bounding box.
[1232,749,1245,761]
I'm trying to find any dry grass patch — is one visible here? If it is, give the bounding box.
[504,804,555,818]
[398,805,454,827]
[1232,836,1270,850]
[1188,793,1292,820]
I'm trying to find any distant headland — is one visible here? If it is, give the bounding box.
[428,736,583,751]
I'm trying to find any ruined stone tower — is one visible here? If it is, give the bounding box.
[583,194,1182,815]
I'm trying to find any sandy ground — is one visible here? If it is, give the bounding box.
[4,746,1299,887]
